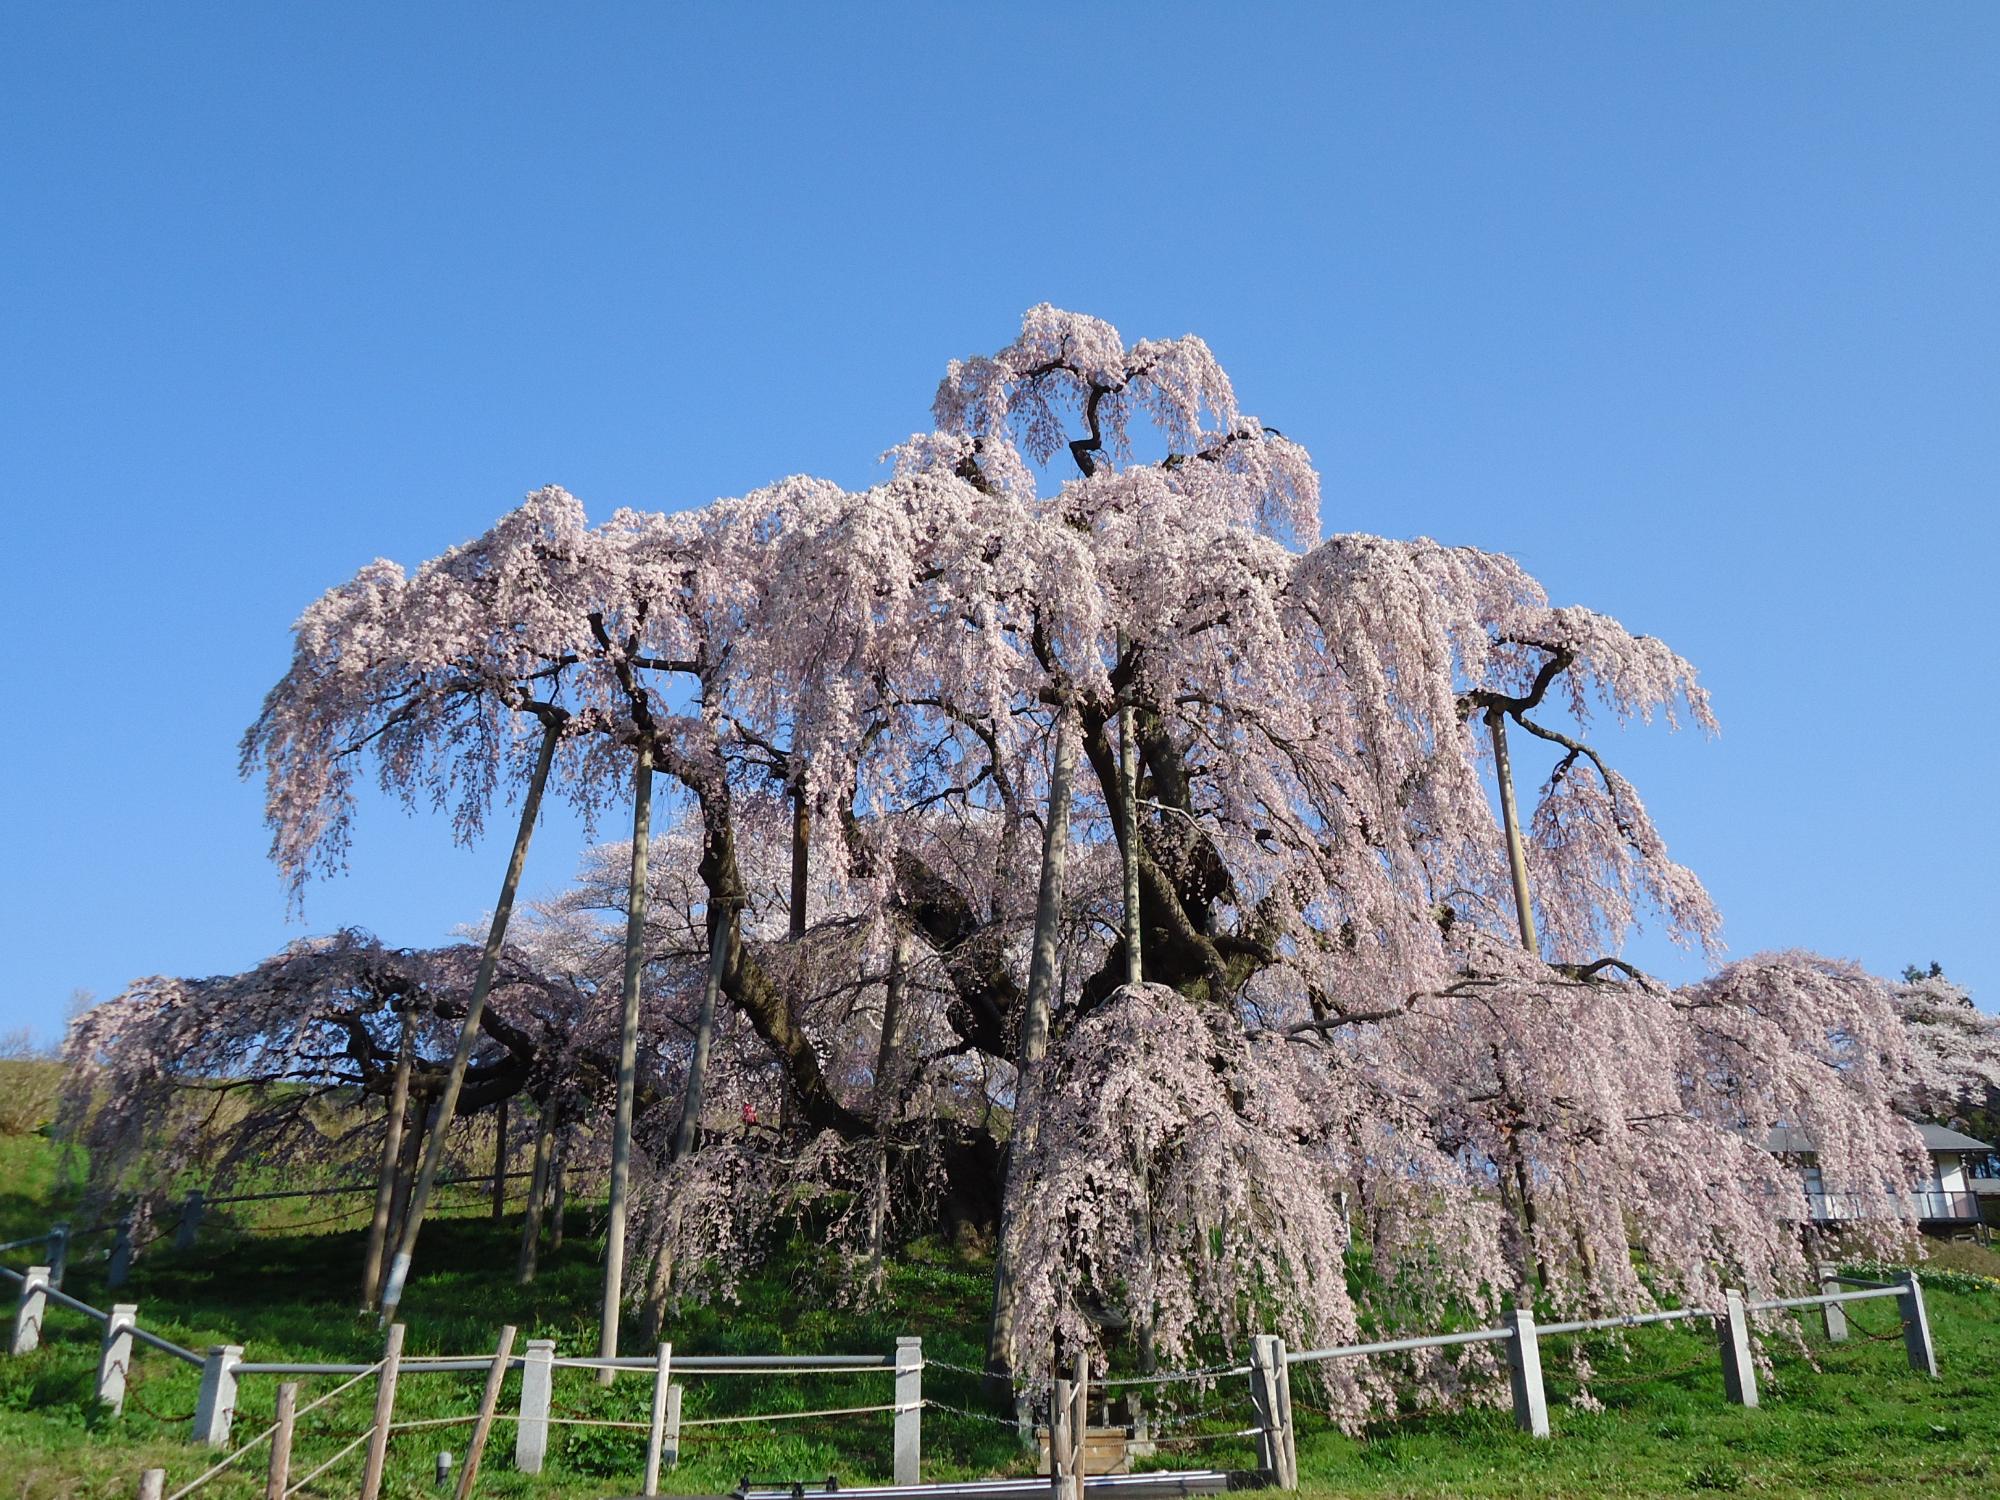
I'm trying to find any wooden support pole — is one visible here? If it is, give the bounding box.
[491,1102,509,1220]
[362,1004,417,1311]
[518,1106,554,1284]
[47,1223,68,1289]
[137,1470,164,1500]
[359,1322,406,1500]
[643,1342,674,1497]
[266,1382,297,1500]
[455,1324,516,1500]
[381,722,559,1322]
[600,744,655,1382]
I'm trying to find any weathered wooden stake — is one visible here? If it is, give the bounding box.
[454,1324,516,1500]
[491,1101,509,1220]
[359,1322,406,1500]
[362,1002,417,1310]
[137,1469,164,1500]
[518,1106,554,1284]
[381,721,560,1322]
[97,1303,137,1415]
[266,1382,297,1500]
[643,1341,674,1496]
[47,1222,68,1288]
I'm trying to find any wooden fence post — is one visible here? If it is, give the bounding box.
[137,1469,164,1500]
[514,1338,556,1474]
[193,1344,244,1447]
[1897,1273,1938,1378]
[176,1192,205,1252]
[359,1322,405,1500]
[108,1216,134,1289]
[98,1304,137,1415]
[642,1342,674,1497]
[894,1336,923,1485]
[1817,1264,1848,1342]
[1505,1308,1550,1438]
[1048,1373,1073,1500]
[1716,1290,1758,1408]
[10,1266,49,1356]
[455,1324,517,1500]
[662,1383,683,1472]
[491,1102,509,1221]
[267,1382,297,1500]
[1248,1336,1294,1483]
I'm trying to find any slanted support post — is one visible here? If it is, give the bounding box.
[47,1223,69,1289]
[268,1381,298,1500]
[1897,1272,1937,1378]
[98,1304,137,1415]
[359,1321,405,1500]
[176,1192,205,1252]
[193,1344,244,1447]
[10,1266,50,1356]
[108,1216,135,1289]
[1817,1264,1848,1342]
[894,1336,923,1485]
[1505,1308,1549,1438]
[1716,1290,1758,1408]
[514,1338,555,1474]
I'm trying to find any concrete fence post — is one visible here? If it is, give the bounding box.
[10,1266,50,1356]
[1505,1308,1550,1438]
[98,1304,137,1415]
[138,1469,165,1500]
[193,1344,244,1446]
[1897,1273,1938,1378]
[1817,1264,1848,1342]
[662,1384,683,1471]
[894,1336,923,1485]
[108,1216,135,1289]
[47,1223,68,1289]
[1716,1290,1758,1408]
[514,1338,556,1474]
[176,1192,205,1252]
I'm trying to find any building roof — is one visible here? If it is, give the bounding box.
[1764,1122,1995,1155]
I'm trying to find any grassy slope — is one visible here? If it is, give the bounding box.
[3,1126,1998,1499]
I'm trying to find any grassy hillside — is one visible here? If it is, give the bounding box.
[4,1121,1999,1498]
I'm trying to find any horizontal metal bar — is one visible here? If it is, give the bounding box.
[740,1474,1235,1500]
[43,1285,110,1322]
[1537,1306,1715,1337]
[552,1352,894,1371]
[0,1233,53,1253]
[1287,1325,1511,1363]
[1745,1286,1902,1314]
[0,1265,23,1284]
[237,1362,377,1376]
[131,1326,206,1365]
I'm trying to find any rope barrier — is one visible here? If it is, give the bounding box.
[282,1428,375,1497]
[680,1401,916,1429]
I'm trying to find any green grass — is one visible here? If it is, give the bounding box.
[3,1125,1999,1499]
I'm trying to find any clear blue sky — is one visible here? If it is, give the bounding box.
[3,3,1995,1042]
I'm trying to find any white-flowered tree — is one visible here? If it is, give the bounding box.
[66,306,1936,1415]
